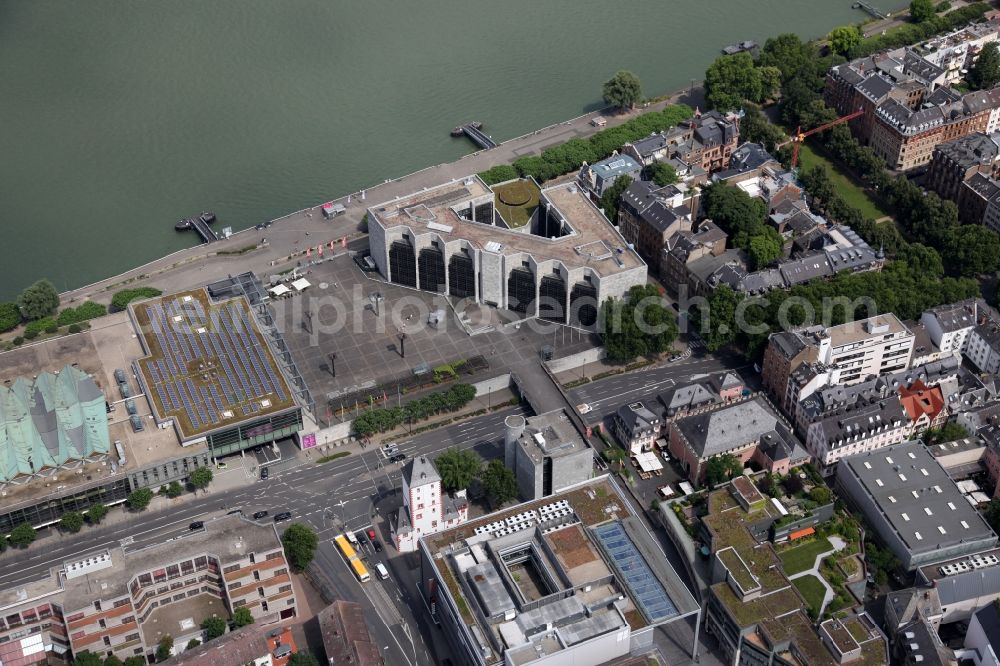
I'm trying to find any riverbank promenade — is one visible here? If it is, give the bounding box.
[58,86,704,308]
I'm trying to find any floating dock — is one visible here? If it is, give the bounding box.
[852,1,889,19]
[721,40,757,55]
[452,122,497,149]
[176,212,219,243]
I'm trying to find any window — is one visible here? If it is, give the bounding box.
[113,599,130,609]
[103,636,111,647]
[98,619,107,629]
[223,564,240,574]
[278,585,292,594]
[93,601,102,612]
[266,552,283,561]
[120,616,134,625]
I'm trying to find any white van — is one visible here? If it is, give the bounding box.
[375,563,389,580]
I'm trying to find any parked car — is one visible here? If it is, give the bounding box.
[381,443,399,456]
[390,453,406,463]
[372,539,383,552]
[273,512,292,523]
[189,521,204,530]
[253,510,269,520]
[260,467,269,480]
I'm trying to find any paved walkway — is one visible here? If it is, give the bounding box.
[57,86,704,310]
[788,535,846,617]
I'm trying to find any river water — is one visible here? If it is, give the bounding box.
[0,0,904,300]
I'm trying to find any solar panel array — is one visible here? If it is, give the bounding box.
[140,296,288,433]
[591,522,678,622]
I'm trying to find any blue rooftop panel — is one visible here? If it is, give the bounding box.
[592,521,678,622]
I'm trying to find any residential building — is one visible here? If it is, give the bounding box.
[913,20,1000,85]
[617,180,692,271]
[163,625,296,666]
[968,320,1000,373]
[825,45,1000,170]
[660,220,727,295]
[709,372,744,400]
[0,515,296,664]
[899,381,948,435]
[367,176,647,328]
[962,601,1000,666]
[317,601,379,666]
[762,330,820,411]
[612,402,661,455]
[394,455,468,553]
[670,110,740,172]
[577,153,642,197]
[711,142,780,184]
[835,441,999,570]
[920,298,987,355]
[657,381,721,421]
[925,132,1000,201]
[805,396,909,472]
[503,410,592,502]
[667,395,806,483]
[957,172,1000,227]
[416,477,700,666]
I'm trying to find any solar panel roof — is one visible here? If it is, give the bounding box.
[591,521,678,622]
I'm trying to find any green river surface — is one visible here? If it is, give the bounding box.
[0,0,905,300]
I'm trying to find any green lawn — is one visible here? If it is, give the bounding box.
[493,179,540,229]
[793,574,827,616]
[796,142,891,221]
[779,536,832,575]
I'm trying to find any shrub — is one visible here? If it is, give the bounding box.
[9,522,36,548]
[68,324,81,334]
[23,329,38,340]
[110,287,162,311]
[478,164,519,185]
[44,322,58,334]
[0,302,21,332]
[56,301,106,327]
[12,337,23,346]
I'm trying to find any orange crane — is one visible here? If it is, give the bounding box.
[779,107,865,168]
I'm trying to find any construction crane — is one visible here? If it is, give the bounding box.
[779,107,865,168]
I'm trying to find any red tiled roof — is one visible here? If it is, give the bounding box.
[898,381,945,423]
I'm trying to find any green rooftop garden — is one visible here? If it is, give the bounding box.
[718,547,759,593]
[778,536,832,575]
[493,179,540,229]
[792,575,827,619]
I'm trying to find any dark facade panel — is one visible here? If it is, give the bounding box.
[418,247,446,293]
[389,241,417,288]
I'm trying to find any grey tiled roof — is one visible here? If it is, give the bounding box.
[857,73,894,102]
[674,397,779,458]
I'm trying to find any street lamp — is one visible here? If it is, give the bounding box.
[328,352,337,378]
[398,332,407,358]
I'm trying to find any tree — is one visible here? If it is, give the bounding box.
[201,616,227,640]
[701,181,767,239]
[60,511,84,533]
[759,33,814,83]
[233,606,254,627]
[9,522,35,548]
[782,474,805,496]
[910,0,936,22]
[828,26,862,57]
[600,284,678,362]
[288,653,321,666]
[156,635,174,662]
[809,486,833,505]
[969,42,1000,90]
[87,503,109,524]
[748,229,783,270]
[103,655,124,666]
[17,280,60,321]
[0,302,21,333]
[602,70,642,110]
[162,480,184,498]
[649,162,678,187]
[599,175,633,222]
[282,523,319,572]
[124,657,147,666]
[923,422,969,444]
[435,447,482,492]
[705,53,763,110]
[985,499,1000,535]
[127,487,153,511]
[189,466,213,491]
[186,639,201,650]
[703,454,742,488]
[73,652,103,666]
[480,460,518,508]
[696,284,738,352]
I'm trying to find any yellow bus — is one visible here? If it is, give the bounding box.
[350,558,371,583]
[334,534,357,560]
[334,533,369,583]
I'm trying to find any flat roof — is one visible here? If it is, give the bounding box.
[422,478,697,663]
[63,514,282,610]
[368,176,643,276]
[516,410,588,464]
[827,313,911,349]
[131,289,296,439]
[838,441,997,555]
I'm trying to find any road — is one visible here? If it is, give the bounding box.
[0,404,529,666]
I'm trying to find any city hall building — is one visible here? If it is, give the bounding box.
[367,176,647,328]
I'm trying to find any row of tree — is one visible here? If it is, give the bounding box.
[436,447,519,508]
[352,384,477,438]
[598,284,678,362]
[478,105,693,186]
